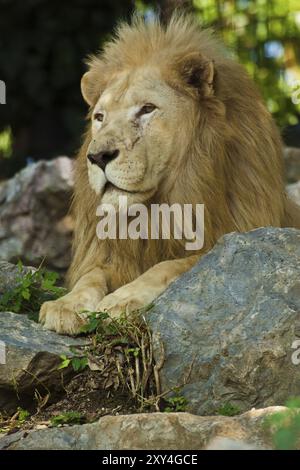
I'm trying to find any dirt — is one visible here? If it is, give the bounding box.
[38,370,138,422]
[0,369,142,436]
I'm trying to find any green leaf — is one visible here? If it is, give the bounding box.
[50,411,83,427]
[17,260,23,272]
[58,354,71,370]
[21,288,30,300]
[71,356,88,372]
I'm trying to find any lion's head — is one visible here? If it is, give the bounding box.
[80,16,221,207]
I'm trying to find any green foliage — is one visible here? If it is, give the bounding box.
[74,307,157,409]
[80,311,111,335]
[127,347,141,358]
[191,0,300,129]
[80,305,153,341]
[265,397,300,450]
[58,354,88,372]
[71,356,88,372]
[58,355,71,370]
[217,402,241,417]
[50,411,83,427]
[0,127,12,159]
[164,390,188,412]
[17,407,30,424]
[0,261,66,319]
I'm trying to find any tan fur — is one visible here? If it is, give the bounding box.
[39,15,300,335]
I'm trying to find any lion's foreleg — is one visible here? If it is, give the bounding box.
[96,255,199,317]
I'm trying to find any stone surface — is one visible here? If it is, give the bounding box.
[0,157,74,272]
[0,261,34,298]
[284,146,300,183]
[148,227,300,415]
[0,407,285,450]
[287,181,300,207]
[0,311,86,412]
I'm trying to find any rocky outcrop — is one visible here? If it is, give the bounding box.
[287,181,300,207]
[284,147,300,183]
[0,311,86,413]
[148,227,300,415]
[0,157,74,273]
[0,407,285,450]
[1,228,300,449]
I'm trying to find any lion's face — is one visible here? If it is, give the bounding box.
[85,66,192,206]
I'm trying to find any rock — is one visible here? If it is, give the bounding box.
[284,147,300,183]
[0,407,284,450]
[287,181,300,207]
[147,227,300,415]
[0,157,74,273]
[0,311,87,413]
[0,261,34,298]
[205,437,259,450]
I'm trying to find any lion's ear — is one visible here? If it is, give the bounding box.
[81,71,97,106]
[179,54,215,97]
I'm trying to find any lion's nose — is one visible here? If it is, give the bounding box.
[87,149,120,171]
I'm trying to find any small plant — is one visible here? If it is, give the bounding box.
[50,411,83,427]
[17,407,30,423]
[76,307,158,409]
[0,261,66,319]
[217,402,241,417]
[80,311,111,335]
[0,407,30,434]
[164,390,188,412]
[58,354,88,372]
[265,397,300,450]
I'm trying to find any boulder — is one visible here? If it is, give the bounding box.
[287,181,300,207]
[148,227,300,415]
[0,157,74,273]
[0,407,284,450]
[284,147,300,183]
[0,311,87,412]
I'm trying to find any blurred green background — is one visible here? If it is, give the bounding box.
[0,0,300,179]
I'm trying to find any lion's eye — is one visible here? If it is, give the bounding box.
[94,112,104,122]
[138,103,157,117]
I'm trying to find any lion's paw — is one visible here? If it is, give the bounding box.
[96,290,145,318]
[39,297,88,335]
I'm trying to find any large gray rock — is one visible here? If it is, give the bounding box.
[0,157,74,272]
[287,181,300,207]
[148,227,300,415]
[0,311,86,412]
[284,147,300,183]
[0,407,284,450]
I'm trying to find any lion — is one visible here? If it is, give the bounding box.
[39,15,300,335]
